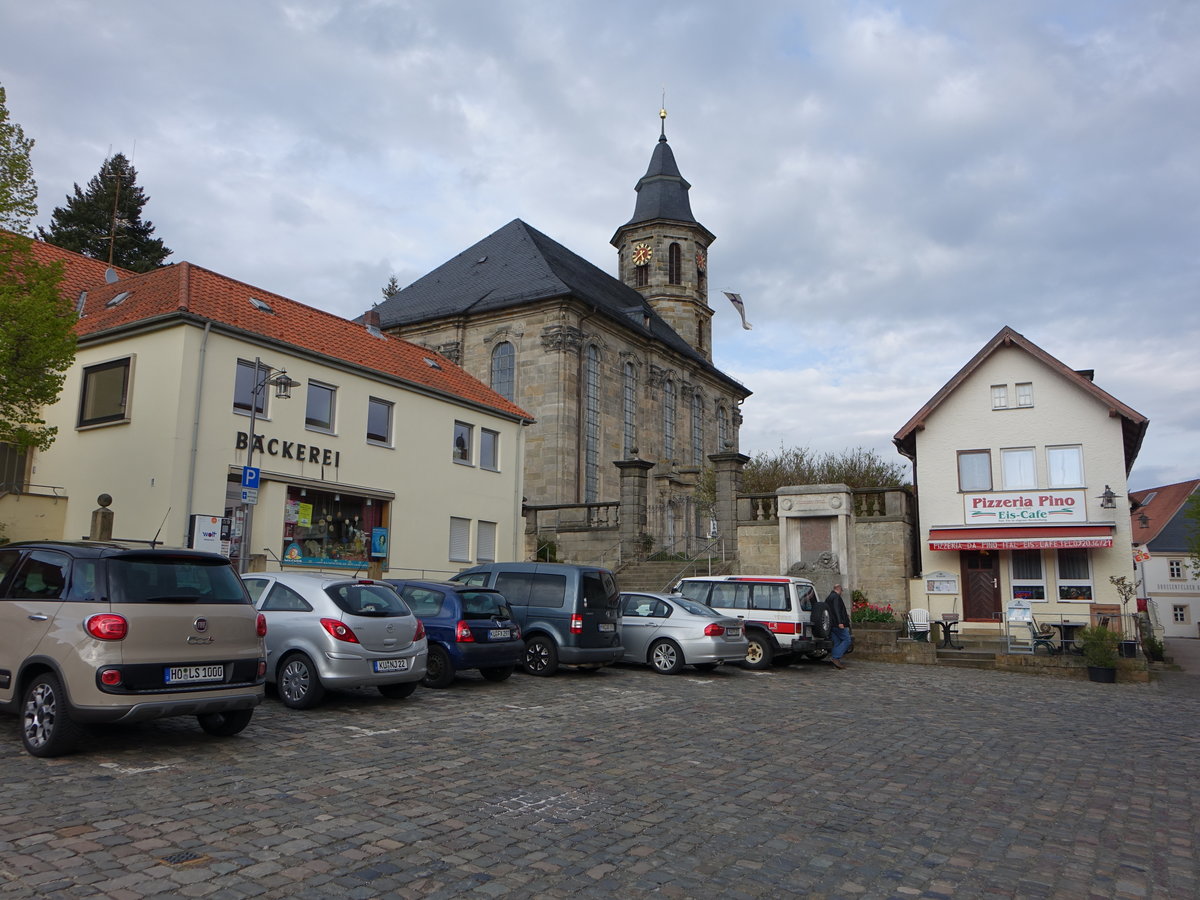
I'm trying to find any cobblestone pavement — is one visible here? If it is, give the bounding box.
[1,658,1198,899]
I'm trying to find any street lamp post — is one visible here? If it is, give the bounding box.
[239,357,299,574]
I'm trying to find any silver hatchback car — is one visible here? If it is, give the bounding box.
[241,572,426,709]
[618,591,749,674]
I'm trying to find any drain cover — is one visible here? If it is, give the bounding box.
[158,851,211,866]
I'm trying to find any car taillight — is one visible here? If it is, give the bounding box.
[703,622,725,637]
[256,613,268,637]
[570,614,583,635]
[413,620,426,641]
[99,668,122,686]
[455,620,474,642]
[320,618,360,643]
[86,614,128,641]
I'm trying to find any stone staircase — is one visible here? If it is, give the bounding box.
[934,636,1007,669]
[615,557,736,593]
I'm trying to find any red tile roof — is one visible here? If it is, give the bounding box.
[1129,479,1200,543]
[9,234,531,422]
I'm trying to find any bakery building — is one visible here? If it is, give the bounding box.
[894,326,1149,635]
[8,240,532,576]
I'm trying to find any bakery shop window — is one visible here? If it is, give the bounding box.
[281,487,383,569]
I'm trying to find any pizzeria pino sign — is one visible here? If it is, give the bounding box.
[963,490,1087,523]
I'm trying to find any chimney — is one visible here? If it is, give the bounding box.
[364,309,381,330]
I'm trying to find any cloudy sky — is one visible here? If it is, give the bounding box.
[3,1,1196,490]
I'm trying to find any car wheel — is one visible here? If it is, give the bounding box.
[21,672,83,758]
[278,653,326,709]
[197,709,253,737]
[741,634,774,670]
[523,636,559,676]
[479,665,515,682]
[806,648,831,661]
[692,662,720,672]
[379,681,418,699]
[649,639,685,675]
[422,646,456,689]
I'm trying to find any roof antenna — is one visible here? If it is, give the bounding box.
[151,507,171,548]
[659,89,668,142]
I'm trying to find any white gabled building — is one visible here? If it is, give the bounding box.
[6,239,533,577]
[1130,479,1200,639]
[894,326,1149,637]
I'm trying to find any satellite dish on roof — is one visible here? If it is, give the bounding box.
[104,267,119,284]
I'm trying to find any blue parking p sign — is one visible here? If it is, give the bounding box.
[241,466,261,489]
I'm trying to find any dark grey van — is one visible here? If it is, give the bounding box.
[450,563,623,676]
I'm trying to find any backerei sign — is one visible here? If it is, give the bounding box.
[962,490,1086,524]
[235,431,342,468]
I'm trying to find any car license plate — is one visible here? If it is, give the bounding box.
[164,664,224,684]
[489,629,511,640]
[728,627,742,637]
[598,623,615,632]
[373,658,410,673]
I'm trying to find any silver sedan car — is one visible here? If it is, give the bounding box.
[618,591,749,674]
[241,572,427,709]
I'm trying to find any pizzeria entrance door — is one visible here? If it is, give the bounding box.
[962,551,1001,622]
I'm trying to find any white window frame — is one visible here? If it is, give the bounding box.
[233,358,268,417]
[477,521,497,563]
[1010,549,1047,602]
[1173,605,1187,623]
[480,428,499,471]
[1001,448,1036,490]
[366,397,393,446]
[453,421,473,465]
[991,385,1008,409]
[449,517,471,562]
[1016,382,1034,407]
[1046,445,1084,488]
[958,450,992,492]
[305,380,337,433]
[1056,548,1093,602]
[79,356,133,427]
[1169,559,1184,579]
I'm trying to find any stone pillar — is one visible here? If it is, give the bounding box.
[776,484,855,599]
[89,494,114,541]
[614,458,655,561]
[708,450,749,556]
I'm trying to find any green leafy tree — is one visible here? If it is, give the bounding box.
[0,83,38,234]
[740,445,909,493]
[39,153,170,272]
[0,233,75,450]
[1186,491,1200,578]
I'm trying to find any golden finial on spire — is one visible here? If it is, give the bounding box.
[660,89,668,140]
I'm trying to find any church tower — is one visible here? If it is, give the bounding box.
[611,108,716,361]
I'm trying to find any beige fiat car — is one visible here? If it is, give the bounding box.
[0,541,267,757]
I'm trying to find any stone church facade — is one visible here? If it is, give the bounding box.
[373,118,751,561]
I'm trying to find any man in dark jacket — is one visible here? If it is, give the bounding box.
[827,583,851,669]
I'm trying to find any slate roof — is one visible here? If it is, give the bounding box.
[373,218,747,394]
[624,133,698,227]
[1130,479,1200,551]
[9,233,533,423]
[894,326,1149,472]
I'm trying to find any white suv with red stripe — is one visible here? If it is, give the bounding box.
[673,575,832,669]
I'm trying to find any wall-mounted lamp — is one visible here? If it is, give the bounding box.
[1138,513,1150,529]
[334,493,341,501]
[299,488,307,497]
[1098,485,1118,509]
[365,498,373,506]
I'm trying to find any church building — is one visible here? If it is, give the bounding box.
[373,113,751,558]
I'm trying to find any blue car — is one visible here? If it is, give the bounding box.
[385,580,523,688]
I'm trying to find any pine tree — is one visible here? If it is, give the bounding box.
[0,233,75,450]
[382,274,401,302]
[39,153,171,272]
[0,83,38,235]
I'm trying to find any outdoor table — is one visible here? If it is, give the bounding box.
[934,615,963,649]
[1051,621,1085,655]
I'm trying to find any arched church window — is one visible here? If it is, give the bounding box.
[490,341,515,401]
[636,265,649,287]
[584,346,601,502]
[623,362,637,456]
[668,243,682,285]
[717,403,728,451]
[663,379,676,462]
[691,391,704,465]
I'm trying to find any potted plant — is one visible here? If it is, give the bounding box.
[1078,625,1119,682]
[1109,575,1140,658]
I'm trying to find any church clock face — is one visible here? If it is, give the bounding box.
[695,248,707,271]
[632,243,653,265]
